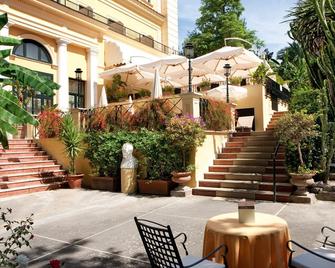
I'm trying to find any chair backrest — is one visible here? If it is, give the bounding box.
[134,217,184,268]
[237,116,254,128]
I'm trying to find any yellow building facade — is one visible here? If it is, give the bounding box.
[0,0,178,112]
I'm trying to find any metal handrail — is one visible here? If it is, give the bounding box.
[272,142,281,202]
[50,0,177,55]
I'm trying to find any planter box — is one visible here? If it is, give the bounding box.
[90,175,120,192]
[137,179,176,196]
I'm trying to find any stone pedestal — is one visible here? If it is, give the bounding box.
[121,168,137,194]
[171,186,192,197]
[181,92,202,118]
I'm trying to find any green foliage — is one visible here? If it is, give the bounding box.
[0,13,59,148]
[289,85,320,114]
[0,208,34,267]
[203,99,231,131]
[85,129,181,179]
[106,74,128,102]
[274,112,318,167]
[251,63,269,84]
[60,114,84,174]
[137,88,151,98]
[198,79,211,91]
[229,76,242,86]
[162,85,174,96]
[184,0,264,56]
[166,115,205,170]
[0,89,37,149]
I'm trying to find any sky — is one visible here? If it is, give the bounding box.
[178,0,298,57]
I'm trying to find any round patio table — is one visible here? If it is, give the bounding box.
[203,212,290,268]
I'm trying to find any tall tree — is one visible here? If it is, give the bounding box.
[185,0,264,56]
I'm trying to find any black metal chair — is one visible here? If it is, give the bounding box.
[287,226,335,268]
[134,217,228,268]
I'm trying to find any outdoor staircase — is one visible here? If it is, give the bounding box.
[193,111,294,202]
[0,139,67,198]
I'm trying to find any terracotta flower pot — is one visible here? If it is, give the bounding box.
[89,175,120,192]
[67,174,84,189]
[290,173,315,196]
[171,171,192,184]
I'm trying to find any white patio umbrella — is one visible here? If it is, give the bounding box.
[128,95,135,115]
[170,67,225,86]
[192,46,262,74]
[99,64,154,88]
[152,68,163,99]
[205,85,248,102]
[98,86,108,107]
[140,55,188,79]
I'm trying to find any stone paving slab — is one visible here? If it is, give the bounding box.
[1,189,335,267]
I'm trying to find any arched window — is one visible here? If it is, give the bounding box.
[13,39,52,64]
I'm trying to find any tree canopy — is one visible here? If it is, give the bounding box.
[184,0,264,56]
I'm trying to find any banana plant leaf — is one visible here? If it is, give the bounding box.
[0,88,37,149]
[0,59,60,96]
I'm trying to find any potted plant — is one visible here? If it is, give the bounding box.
[229,76,243,86]
[60,114,84,188]
[84,132,120,192]
[162,85,175,96]
[166,115,206,189]
[274,112,318,195]
[198,78,211,91]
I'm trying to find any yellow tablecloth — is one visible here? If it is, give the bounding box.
[203,212,290,268]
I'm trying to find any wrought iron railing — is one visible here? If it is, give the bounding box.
[50,0,177,55]
[272,142,281,202]
[77,96,183,131]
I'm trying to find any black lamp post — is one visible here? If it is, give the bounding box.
[223,63,231,103]
[183,42,194,93]
[75,68,83,108]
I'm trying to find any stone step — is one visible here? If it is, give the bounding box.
[0,151,46,158]
[0,144,38,149]
[262,174,289,182]
[192,187,291,202]
[241,146,282,153]
[6,139,35,145]
[245,140,277,146]
[236,152,285,159]
[217,153,238,159]
[0,176,65,189]
[0,170,66,182]
[209,165,266,173]
[204,172,262,181]
[0,148,40,153]
[226,141,245,147]
[0,165,63,176]
[265,166,288,174]
[250,131,274,136]
[232,132,251,137]
[199,179,293,192]
[0,182,66,198]
[0,156,50,163]
[0,160,56,169]
[199,179,260,190]
[214,159,285,166]
[222,147,242,153]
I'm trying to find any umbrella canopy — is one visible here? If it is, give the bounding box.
[169,67,225,86]
[140,55,188,78]
[205,85,248,102]
[98,86,108,107]
[192,46,262,75]
[152,69,163,99]
[99,64,154,88]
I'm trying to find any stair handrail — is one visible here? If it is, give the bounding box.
[272,142,281,202]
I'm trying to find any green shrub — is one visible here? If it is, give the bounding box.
[199,79,211,91]
[229,76,242,86]
[162,85,174,96]
[137,88,151,98]
[203,99,231,131]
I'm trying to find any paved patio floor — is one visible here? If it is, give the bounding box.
[1,189,335,267]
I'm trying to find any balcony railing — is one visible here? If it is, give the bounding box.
[265,77,290,101]
[51,0,177,55]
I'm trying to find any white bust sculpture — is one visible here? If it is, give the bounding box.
[121,143,138,169]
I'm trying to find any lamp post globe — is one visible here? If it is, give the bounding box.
[183,42,194,93]
[74,68,83,108]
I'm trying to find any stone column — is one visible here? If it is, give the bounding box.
[87,47,99,108]
[181,92,202,118]
[57,39,69,111]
